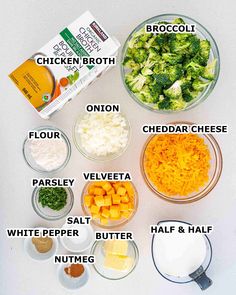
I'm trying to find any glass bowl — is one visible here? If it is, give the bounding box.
[32,187,74,220]
[81,181,138,229]
[73,112,131,162]
[90,240,139,280]
[140,122,223,203]
[121,14,220,113]
[23,126,71,173]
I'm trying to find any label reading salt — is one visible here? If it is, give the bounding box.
[66,216,91,225]
[83,172,132,181]
[86,103,120,113]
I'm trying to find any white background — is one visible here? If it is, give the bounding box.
[1,0,236,294]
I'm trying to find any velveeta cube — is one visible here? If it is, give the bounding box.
[90,204,100,214]
[104,195,112,206]
[101,208,110,219]
[102,182,112,192]
[84,195,93,207]
[121,194,129,203]
[94,187,106,196]
[110,205,120,218]
[117,186,127,196]
[94,195,105,207]
[121,211,131,219]
[120,203,129,211]
[112,194,120,204]
[100,217,109,225]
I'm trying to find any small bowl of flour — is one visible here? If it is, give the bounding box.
[23,126,71,173]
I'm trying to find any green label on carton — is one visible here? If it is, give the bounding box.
[60,28,93,70]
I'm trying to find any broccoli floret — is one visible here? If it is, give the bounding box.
[171,99,187,110]
[137,85,153,102]
[167,65,184,82]
[180,77,192,91]
[170,40,190,54]
[155,34,167,46]
[162,53,183,65]
[192,78,211,92]
[148,47,161,60]
[154,73,172,87]
[141,67,153,76]
[158,97,172,109]
[185,61,204,79]
[122,56,140,70]
[182,88,199,102]
[201,59,216,80]
[164,80,182,99]
[125,73,147,92]
[132,48,148,63]
[172,18,185,24]
[188,35,200,56]
[144,36,156,49]
[149,83,163,97]
[199,40,211,61]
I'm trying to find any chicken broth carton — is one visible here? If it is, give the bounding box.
[9,11,120,118]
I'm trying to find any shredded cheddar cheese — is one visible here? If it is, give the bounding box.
[144,134,210,196]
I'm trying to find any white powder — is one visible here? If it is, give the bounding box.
[153,222,207,277]
[29,138,68,171]
[77,113,129,157]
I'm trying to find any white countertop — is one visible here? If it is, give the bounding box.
[1,0,236,294]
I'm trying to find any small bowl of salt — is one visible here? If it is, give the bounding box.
[23,126,71,173]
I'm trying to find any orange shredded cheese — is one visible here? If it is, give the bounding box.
[144,134,211,196]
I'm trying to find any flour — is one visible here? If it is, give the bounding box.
[29,138,68,171]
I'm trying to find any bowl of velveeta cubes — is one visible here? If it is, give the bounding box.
[81,181,138,228]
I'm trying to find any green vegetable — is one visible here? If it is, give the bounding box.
[38,187,67,211]
[123,17,217,111]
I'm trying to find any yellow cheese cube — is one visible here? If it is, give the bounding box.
[107,188,115,195]
[102,182,112,192]
[121,211,131,219]
[124,182,135,197]
[90,204,100,214]
[117,187,127,196]
[112,194,121,204]
[110,205,120,218]
[100,217,109,225]
[104,253,133,271]
[104,240,128,256]
[120,203,129,211]
[94,196,105,207]
[84,195,93,207]
[94,187,106,196]
[121,194,129,203]
[128,202,134,211]
[104,195,112,206]
[91,213,100,220]
[101,208,110,219]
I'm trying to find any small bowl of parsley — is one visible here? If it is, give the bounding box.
[32,187,74,220]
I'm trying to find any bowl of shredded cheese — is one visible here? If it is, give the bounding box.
[141,122,222,203]
[73,112,131,162]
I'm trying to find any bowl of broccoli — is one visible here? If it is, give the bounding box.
[121,14,220,112]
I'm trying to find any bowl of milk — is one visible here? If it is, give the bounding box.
[151,220,213,290]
